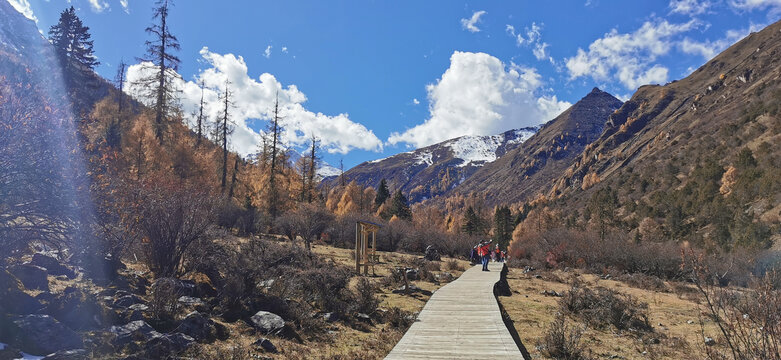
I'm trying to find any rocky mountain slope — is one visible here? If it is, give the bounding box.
[448,88,623,205]
[330,127,537,203]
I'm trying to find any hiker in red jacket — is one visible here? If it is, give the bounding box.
[494,246,503,263]
[479,240,492,271]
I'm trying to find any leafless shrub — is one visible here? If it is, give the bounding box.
[138,178,217,278]
[617,273,669,292]
[560,280,651,332]
[538,313,589,360]
[684,250,781,360]
[444,258,464,271]
[382,307,415,331]
[353,277,380,315]
[149,277,182,321]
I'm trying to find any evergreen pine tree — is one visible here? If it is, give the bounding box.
[48,7,99,88]
[493,206,513,248]
[389,190,412,220]
[375,179,390,208]
[462,206,486,236]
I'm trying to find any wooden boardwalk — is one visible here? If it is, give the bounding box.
[385,262,526,359]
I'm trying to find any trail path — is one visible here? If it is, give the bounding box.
[385,261,526,359]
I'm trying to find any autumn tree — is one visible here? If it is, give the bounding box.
[48,6,99,89]
[136,0,181,142]
[276,203,334,251]
[195,79,206,147]
[306,135,319,203]
[266,93,283,218]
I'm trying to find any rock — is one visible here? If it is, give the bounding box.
[356,313,372,324]
[128,304,148,311]
[405,269,419,281]
[522,266,536,274]
[30,253,75,278]
[323,312,339,323]
[249,311,285,335]
[10,264,49,291]
[540,290,563,297]
[534,274,542,279]
[214,321,230,341]
[687,320,695,324]
[649,338,660,344]
[177,296,207,311]
[0,346,23,359]
[175,312,216,343]
[42,349,88,360]
[252,338,278,353]
[110,320,161,348]
[704,337,716,346]
[437,272,454,283]
[45,287,104,331]
[258,279,275,290]
[113,294,144,309]
[0,270,42,314]
[424,246,441,261]
[9,314,83,356]
[143,333,194,358]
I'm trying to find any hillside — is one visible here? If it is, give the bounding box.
[448,88,623,205]
[331,127,537,203]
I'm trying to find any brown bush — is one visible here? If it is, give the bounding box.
[538,313,589,360]
[560,281,651,332]
[617,273,668,292]
[149,277,182,322]
[444,259,464,271]
[353,277,380,315]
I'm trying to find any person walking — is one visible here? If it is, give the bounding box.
[479,240,492,271]
[494,245,503,263]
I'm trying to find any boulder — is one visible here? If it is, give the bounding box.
[175,312,216,343]
[249,311,285,335]
[323,312,339,323]
[0,270,42,314]
[8,315,83,356]
[356,313,372,324]
[113,294,144,309]
[424,245,441,261]
[30,253,75,278]
[704,337,716,346]
[143,333,194,359]
[437,272,454,283]
[405,269,419,281]
[252,338,278,353]
[9,264,49,291]
[42,349,88,360]
[110,320,161,348]
[177,296,207,309]
[45,287,104,331]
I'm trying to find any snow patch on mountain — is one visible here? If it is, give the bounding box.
[317,163,341,178]
[414,151,434,166]
[506,128,536,146]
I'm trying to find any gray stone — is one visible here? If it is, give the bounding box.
[323,312,339,322]
[110,320,161,347]
[113,294,144,309]
[10,314,83,356]
[0,270,42,314]
[405,269,419,280]
[249,311,285,335]
[30,253,75,278]
[10,264,49,291]
[252,338,278,353]
[143,333,194,358]
[704,337,716,346]
[175,311,216,343]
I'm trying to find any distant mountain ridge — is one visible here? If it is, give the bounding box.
[329,126,538,203]
[445,87,623,205]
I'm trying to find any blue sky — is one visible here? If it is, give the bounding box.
[8,0,781,169]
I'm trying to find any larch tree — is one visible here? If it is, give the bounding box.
[195,79,206,147]
[306,135,319,203]
[136,0,181,142]
[267,93,284,218]
[48,6,99,89]
[216,80,234,190]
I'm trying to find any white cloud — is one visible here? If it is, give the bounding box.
[669,0,712,15]
[263,45,272,59]
[87,0,109,12]
[507,22,553,63]
[388,51,570,148]
[460,10,486,33]
[126,47,382,156]
[412,98,420,105]
[281,46,288,53]
[7,0,37,22]
[679,23,763,59]
[729,0,781,12]
[565,19,699,90]
[120,0,129,13]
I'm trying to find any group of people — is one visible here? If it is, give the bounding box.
[470,239,506,271]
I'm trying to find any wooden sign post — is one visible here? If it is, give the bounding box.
[355,220,381,275]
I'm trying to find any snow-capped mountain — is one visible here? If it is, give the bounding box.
[326,127,537,203]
